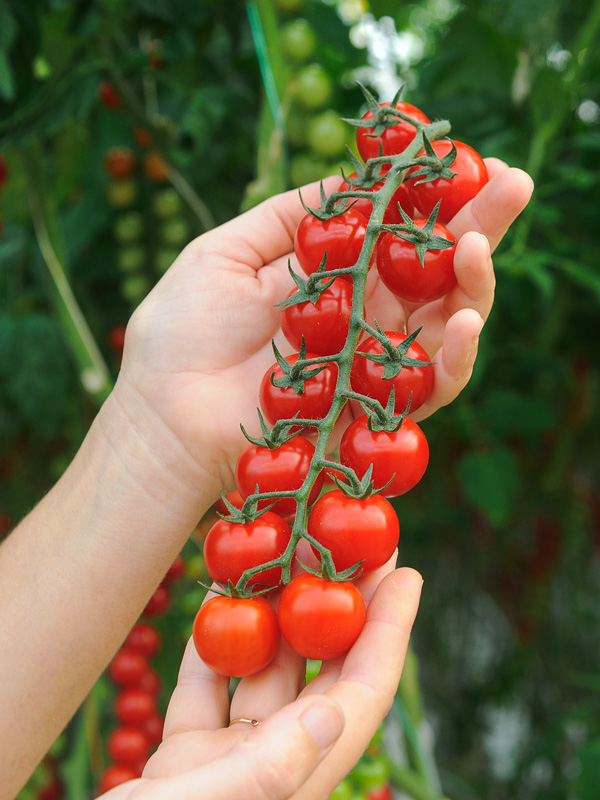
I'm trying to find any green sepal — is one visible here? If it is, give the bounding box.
[355,323,434,380]
[269,338,329,394]
[240,408,302,450]
[361,386,413,433]
[296,556,364,583]
[409,133,457,185]
[298,182,356,222]
[381,200,455,268]
[216,488,278,524]
[330,463,389,500]
[202,578,276,600]
[274,257,336,310]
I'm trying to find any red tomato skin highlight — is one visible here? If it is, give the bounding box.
[294,209,369,278]
[356,101,430,161]
[281,278,354,355]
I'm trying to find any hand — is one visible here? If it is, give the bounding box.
[97,567,422,800]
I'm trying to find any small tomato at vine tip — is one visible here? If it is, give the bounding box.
[277,572,366,660]
[294,208,369,278]
[281,277,354,356]
[193,595,280,677]
[107,179,138,209]
[107,324,126,353]
[203,511,292,591]
[295,63,332,110]
[350,331,434,414]
[98,764,139,793]
[143,584,170,617]
[339,415,429,498]
[357,101,430,162]
[377,220,457,304]
[337,171,414,224]
[98,80,123,111]
[144,152,169,182]
[108,726,150,765]
[104,146,136,179]
[37,777,64,800]
[115,687,157,724]
[109,648,149,687]
[307,110,347,158]
[125,622,161,658]
[259,351,339,429]
[235,437,324,517]
[134,127,154,148]
[406,139,488,225]
[281,19,317,62]
[307,489,399,574]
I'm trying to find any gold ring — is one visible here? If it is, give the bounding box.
[229,717,261,727]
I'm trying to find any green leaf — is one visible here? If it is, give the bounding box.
[457,447,520,526]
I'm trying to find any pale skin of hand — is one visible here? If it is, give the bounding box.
[99,567,423,800]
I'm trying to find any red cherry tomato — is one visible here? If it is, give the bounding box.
[307,489,399,574]
[281,278,354,355]
[115,687,157,724]
[108,324,126,353]
[124,623,161,658]
[337,172,414,224]
[357,101,430,162]
[136,668,161,695]
[108,726,150,765]
[294,209,369,278]
[367,784,394,800]
[163,554,185,583]
[203,511,292,591]
[192,595,280,677]
[235,437,324,517]
[37,777,64,800]
[98,764,139,793]
[350,331,434,414]
[143,585,170,617]
[339,415,429,497]
[109,648,149,687]
[407,139,488,224]
[259,352,338,428]
[103,147,136,179]
[138,712,164,747]
[98,81,123,111]
[277,573,366,660]
[377,221,456,304]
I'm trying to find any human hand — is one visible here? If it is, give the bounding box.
[97,567,422,800]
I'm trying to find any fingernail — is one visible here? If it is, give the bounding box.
[300,701,344,751]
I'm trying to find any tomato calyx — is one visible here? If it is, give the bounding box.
[202,577,278,600]
[275,258,337,310]
[356,320,434,379]
[215,488,279,525]
[299,181,358,222]
[409,132,457,185]
[343,82,424,136]
[296,554,364,583]
[358,386,413,434]
[381,200,455,268]
[269,339,334,394]
[240,408,302,450]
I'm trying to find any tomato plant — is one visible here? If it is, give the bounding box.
[356,101,430,161]
[294,208,369,278]
[280,277,354,355]
[192,595,280,677]
[277,572,366,659]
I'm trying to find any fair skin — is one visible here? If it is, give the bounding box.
[0,164,533,800]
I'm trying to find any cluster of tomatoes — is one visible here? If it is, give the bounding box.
[192,93,488,684]
[0,154,9,237]
[96,555,184,795]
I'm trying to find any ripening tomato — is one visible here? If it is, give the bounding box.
[337,171,414,224]
[98,764,139,792]
[108,726,149,765]
[281,278,354,355]
[307,490,399,574]
[108,324,126,353]
[103,146,136,179]
[109,648,149,687]
[407,139,488,224]
[367,786,394,800]
[124,623,161,658]
[294,209,369,278]
[357,101,430,162]
[98,80,123,111]
[235,437,324,517]
[259,352,339,428]
[350,331,434,414]
[377,221,456,304]
[339,415,429,497]
[203,511,292,591]
[193,595,280,677]
[143,152,169,182]
[134,127,154,148]
[278,572,366,660]
[115,687,157,724]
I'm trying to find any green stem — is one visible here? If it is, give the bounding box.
[383,757,447,800]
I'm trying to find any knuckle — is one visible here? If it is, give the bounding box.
[248,748,301,800]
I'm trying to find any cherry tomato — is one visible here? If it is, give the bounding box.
[339,415,429,498]
[307,490,399,574]
[103,147,136,179]
[407,139,488,224]
[235,437,324,517]
[37,777,64,800]
[143,585,170,617]
[307,111,347,158]
[143,152,169,182]
[337,171,413,224]
[357,101,430,162]
[295,64,332,110]
[277,573,366,660]
[134,127,154,148]
[203,511,292,591]
[281,278,354,355]
[281,19,317,62]
[377,221,456,304]
[115,687,157,724]
[163,554,185,583]
[193,595,280,677]
[350,331,434,414]
[108,324,126,353]
[109,648,149,687]
[294,209,369,278]
[366,785,393,800]
[137,667,161,696]
[138,712,164,747]
[108,726,149,765]
[124,623,161,658]
[259,352,339,428]
[98,81,123,111]
[98,764,139,793]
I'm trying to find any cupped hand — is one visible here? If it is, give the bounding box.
[96,567,422,800]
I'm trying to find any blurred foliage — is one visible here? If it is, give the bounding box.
[1,0,600,798]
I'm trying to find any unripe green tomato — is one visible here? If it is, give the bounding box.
[107,179,138,208]
[351,758,390,792]
[289,153,327,188]
[305,659,321,683]
[118,246,145,273]
[329,779,355,800]
[274,0,303,10]
[307,110,347,157]
[295,64,333,109]
[160,217,189,246]
[114,212,144,243]
[121,274,151,304]
[281,19,317,62]
[154,246,180,275]
[152,188,183,218]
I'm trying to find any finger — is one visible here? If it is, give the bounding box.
[411,308,483,422]
[483,156,509,180]
[121,696,345,800]
[447,167,534,251]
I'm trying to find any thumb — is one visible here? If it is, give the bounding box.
[111,697,345,800]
